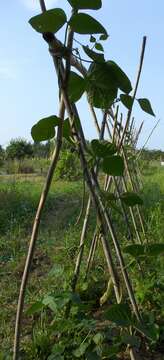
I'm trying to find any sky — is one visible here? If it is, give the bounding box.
[0,0,163,149]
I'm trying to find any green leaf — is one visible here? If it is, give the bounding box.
[87,62,117,90]
[102,155,124,176]
[101,191,117,203]
[135,322,159,341]
[121,335,140,347]
[123,244,145,257]
[90,35,96,42]
[93,332,104,345]
[62,118,80,144]
[26,301,44,316]
[138,98,155,116]
[120,94,133,110]
[49,264,64,277]
[91,140,117,158]
[73,342,90,357]
[48,355,64,360]
[42,295,57,312]
[120,192,143,206]
[104,303,133,326]
[146,243,164,256]
[102,344,120,358]
[86,352,101,360]
[69,13,107,35]
[51,343,65,356]
[87,61,132,93]
[68,71,86,102]
[87,85,117,108]
[31,116,60,142]
[83,46,105,63]
[107,61,132,93]
[29,8,67,33]
[67,0,102,10]
[95,42,104,52]
[63,118,71,141]
[99,33,109,41]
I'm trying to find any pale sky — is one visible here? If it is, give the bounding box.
[0,0,163,149]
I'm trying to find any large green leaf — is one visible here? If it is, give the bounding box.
[67,0,102,9]
[123,244,145,257]
[87,61,132,94]
[146,243,164,256]
[120,94,133,110]
[69,13,107,34]
[102,155,124,176]
[29,9,67,33]
[83,46,105,63]
[106,61,132,93]
[31,116,60,142]
[138,98,155,116]
[68,71,86,102]
[91,140,117,158]
[87,62,117,90]
[104,303,133,326]
[87,85,117,108]
[120,192,143,206]
[124,243,164,258]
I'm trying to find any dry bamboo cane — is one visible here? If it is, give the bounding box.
[105,112,142,244]
[84,113,142,360]
[122,150,147,238]
[13,99,65,360]
[119,36,147,150]
[13,2,72,357]
[115,115,144,244]
[69,110,120,298]
[63,24,121,312]
[53,58,141,322]
[45,19,121,310]
[42,0,142,331]
[85,109,135,275]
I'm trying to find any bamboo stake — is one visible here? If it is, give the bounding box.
[13,99,65,360]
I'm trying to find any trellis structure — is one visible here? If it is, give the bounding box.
[13,1,156,359]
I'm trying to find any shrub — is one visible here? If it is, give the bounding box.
[55,150,82,180]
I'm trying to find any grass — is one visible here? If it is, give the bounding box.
[0,165,164,359]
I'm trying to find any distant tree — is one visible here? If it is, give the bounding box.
[32,140,52,158]
[141,148,164,161]
[6,138,33,160]
[0,145,5,166]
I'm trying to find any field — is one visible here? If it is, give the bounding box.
[0,164,164,359]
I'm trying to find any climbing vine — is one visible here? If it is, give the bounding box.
[12,1,163,360]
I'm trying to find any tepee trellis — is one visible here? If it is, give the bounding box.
[13,1,156,359]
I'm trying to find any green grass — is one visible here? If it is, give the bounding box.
[0,176,84,354]
[0,165,164,359]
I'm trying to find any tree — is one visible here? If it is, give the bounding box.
[32,140,52,158]
[0,145,5,167]
[6,138,33,160]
